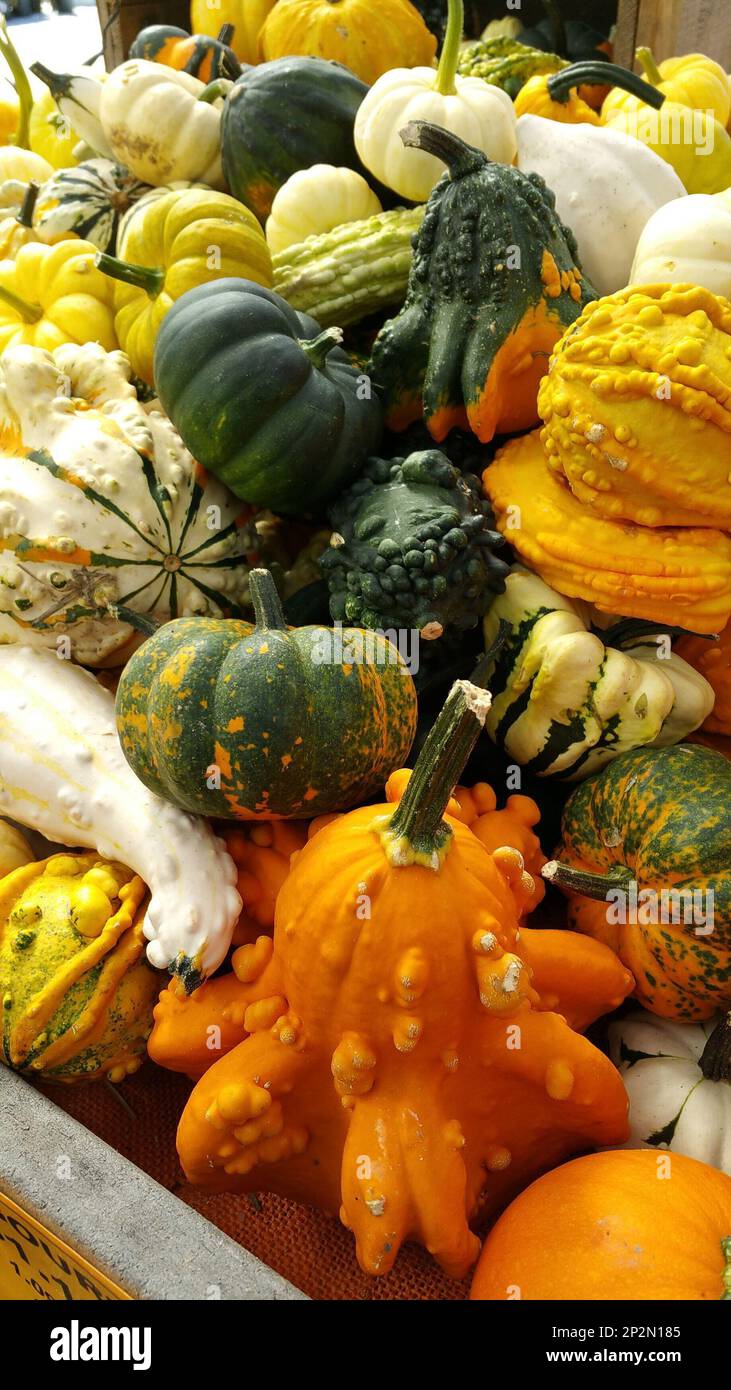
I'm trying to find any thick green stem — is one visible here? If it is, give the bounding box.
[29,61,71,101]
[699,1011,731,1083]
[386,679,491,865]
[198,78,232,103]
[217,23,235,45]
[249,568,286,631]
[0,17,32,149]
[0,283,42,323]
[16,181,39,230]
[399,120,486,178]
[722,1238,731,1301]
[95,252,165,299]
[542,859,636,901]
[548,61,665,109]
[636,46,663,87]
[435,0,463,96]
[299,326,344,368]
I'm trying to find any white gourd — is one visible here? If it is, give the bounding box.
[0,645,241,980]
[99,61,225,188]
[630,190,731,297]
[266,166,382,255]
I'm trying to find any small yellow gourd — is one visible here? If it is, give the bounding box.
[266,165,382,255]
[0,181,41,258]
[0,239,116,353]
[29,87,79,169]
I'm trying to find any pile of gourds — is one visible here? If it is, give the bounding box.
[0,0,729,1299]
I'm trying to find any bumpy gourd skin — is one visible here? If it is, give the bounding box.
[676,626,731,737]
[539,284,731,529]
[320,449,508,640]
[483,430,731,635]
[369,124,596,444]
[456,36,566,98]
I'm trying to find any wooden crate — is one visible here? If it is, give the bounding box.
[97,0,189,69]
[614,0,731,67]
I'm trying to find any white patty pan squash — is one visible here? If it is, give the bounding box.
[0,644,242,985]
[354,0,516,202]
[98,60,225,188]
[516,115,686,296]
[0,342,256,666]
[265,165,382,255]
[630,190,731,298]
[609,1010,731,1175]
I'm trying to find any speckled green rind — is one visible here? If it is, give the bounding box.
[559,744,731,1017]
[456,36,567,97]
[115,615,418,819]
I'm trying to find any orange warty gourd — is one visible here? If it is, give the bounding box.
[164,679,631,1277]
[676,624,731,736]
[259,0,437,87]
[470,1150,731,1301]
[220,821,309,945]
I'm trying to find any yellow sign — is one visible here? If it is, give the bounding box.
[0,1189,129,1301]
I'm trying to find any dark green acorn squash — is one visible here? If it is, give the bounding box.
[153,279,383,518]
[115,568,418,820]
[369,120,596,445]
[129,23,241,82]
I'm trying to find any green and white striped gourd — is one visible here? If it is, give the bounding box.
[34,159,153,254]
[272,204,424,327]
[0,342,256,666]
[482,566,715,779]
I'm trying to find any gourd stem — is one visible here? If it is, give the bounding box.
[722,1238,731,1301]
[29,61,70,101]
[299,326,344,368]
[388,679,491,859]
[0,17,33,149]
[548,61,665,109]
[198,78,231,103]
[699,1011,731,1083]
[636,46,663,87]
[435,0,463,96]
[249,568,286,631]
[217,23,235,45]
[0,283,42,323]
[17,180,38,229]
[95,252,165,299]
[542,859,636,901]
[399,120,486,177]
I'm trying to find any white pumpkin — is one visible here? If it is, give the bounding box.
[99,60,225,188]
[630,190,731,297]
[609,1010,731,1175]
[266,165,382,255]
[0,645,241,981]
[0,342,256,666]
[516,115,687,296]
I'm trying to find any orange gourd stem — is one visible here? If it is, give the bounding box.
[547,60,665,109]
[699,1010,731,1082]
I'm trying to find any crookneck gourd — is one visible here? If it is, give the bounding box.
[320,449,508,642]
[483,430,731,635]
[369,121,596,444]
[544,743,731,1020]
[0,342,257,666]
[115,567,418,820]
[168,679,631,1277]
[538,284,731,530]
[0,854,160,1082]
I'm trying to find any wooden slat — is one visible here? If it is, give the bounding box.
[615,0,731,68]
[97,0,190,70]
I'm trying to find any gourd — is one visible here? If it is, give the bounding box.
[221,56,376,222]
[96,187,272,385]
[630,191,731,299]
[0,239,116,354]
[515,71,600,123]
[516,115,686,297]
[222,822,309,945]
[470,1151,731,1300]
[0,820,33,877]
[272,204,423,327]
[98,60,225,189]
[603,47,731,128]
[0,181,40,258]
[482,567,714,780]
[676,625,731,736]
[609,1010,731,1174]
[320,448,508,642]
[538,284,731,531]
[0,342,257,666]
[115,567,418,821]
[153,279,383,516]
[483,430,731,635]
[0,645,242,985]
[170,678,630,1277]
[0,82,18,145]
[29,87,79,170]
[34,160,153,255]
[129,23,241,83]
[266,165,382,256]
[543,743,731,1018]
[456,36,566,98]
[189,0,277,64]
[30,65,114,161]
[353,0,517,204]
[0,146,52,184]
[370,122,595,445]
[0,854,160,1082]
[259,0,437,86]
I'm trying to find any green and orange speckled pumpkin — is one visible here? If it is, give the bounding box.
[544,744,731,1021]
[0,853,160,1082]
[116,568,418,820]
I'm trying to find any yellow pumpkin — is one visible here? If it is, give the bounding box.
[603,48,731,127]
[0,81,19,143]
[0,181,41,259]
[0,239,117,353]
[96,186,272,384]
[260,0,437,86]
[29,87,79,170]
[189,0,277,64]
[0,146,52,185]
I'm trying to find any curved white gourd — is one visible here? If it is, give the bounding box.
[0,342,254,665]
[0,645,241,981]
[99,61,225,188]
